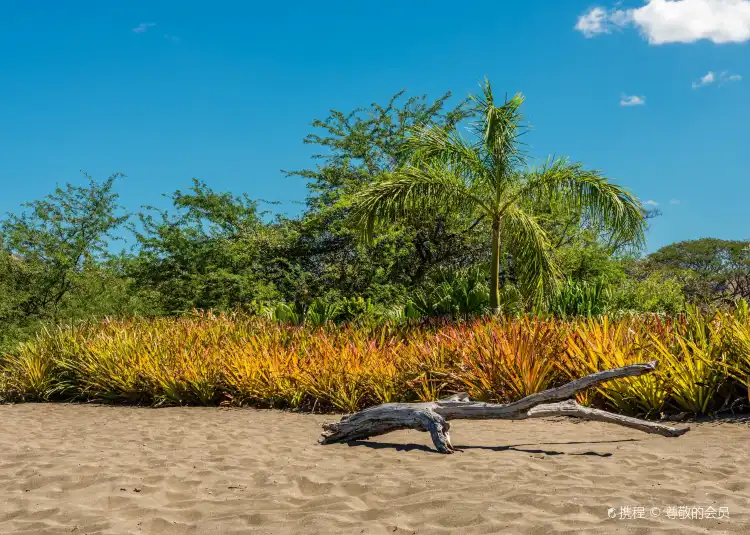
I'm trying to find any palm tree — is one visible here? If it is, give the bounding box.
[351,79,646,311]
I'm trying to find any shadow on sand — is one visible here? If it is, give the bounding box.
[341,438,640,456]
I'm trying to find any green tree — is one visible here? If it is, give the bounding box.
[646,238,750,304]
[608,271,686,315]
[56,253,160,322]
[129,179,283,313]
[1,172,127,323]
[281,88,487,307]
[351,79,647,310]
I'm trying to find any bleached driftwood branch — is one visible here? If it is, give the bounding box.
[320,361,689,453]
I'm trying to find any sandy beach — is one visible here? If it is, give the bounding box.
[0,404,747,534]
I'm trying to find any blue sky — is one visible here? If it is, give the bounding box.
[2,0,748,252]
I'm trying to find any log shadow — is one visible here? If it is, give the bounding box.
[342,438,637,455]
[457,445,611,457]
[344,441,435,453]
[497,438,639,447]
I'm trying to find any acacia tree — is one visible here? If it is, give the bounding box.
[1,172,127,321]
[351,79,647,310]
[281,89,486,306]
[646,238,750,304]
[128,179,283,314]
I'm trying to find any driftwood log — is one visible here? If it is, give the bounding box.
[320,361,689,453]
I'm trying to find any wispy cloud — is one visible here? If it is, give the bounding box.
[164,34,181,43]
[643,200,659,207]
[575,5,633,37]
[670,199,681,205]
[720,72,743,85]
[692,71,716,88]
[620,94,645,106]
[574,6,613,37]
[576,1,750,45]
[132,23,156,33]
[693,70,743,88]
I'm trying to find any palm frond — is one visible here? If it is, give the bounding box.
[501,204,561,301]
[469,79,527,180]
[350,164,489,241]
[401,124,490,184]
[519,157,646,250]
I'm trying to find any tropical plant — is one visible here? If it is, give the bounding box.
[1,337,59,401]
[550,277,611,318]
[260,302,300,325]
[726,306,750,401]
[2,309,749,415]
[350,79,646,311]
[304,300,342,326]
[565,317,669,416]
[459,317,563,402]
[405,267,490,319]
[651,334,728,416]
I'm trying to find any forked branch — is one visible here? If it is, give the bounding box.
[320,361,689,453]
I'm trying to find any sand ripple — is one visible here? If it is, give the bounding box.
[0,404,747,534]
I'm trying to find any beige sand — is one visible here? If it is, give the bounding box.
[0,404,747,534]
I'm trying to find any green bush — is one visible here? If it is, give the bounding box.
[609,273,686,315]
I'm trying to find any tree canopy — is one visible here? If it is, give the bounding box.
[0,81,742,346]
[351,80,646,310]
[647,238,750,304]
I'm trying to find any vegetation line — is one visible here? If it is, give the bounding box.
[1,79,748,417]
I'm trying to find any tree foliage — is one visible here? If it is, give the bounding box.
[128,179,284,314]
[646,238,750,304]
[0,82,739,349]
[351,79,647,310]
[279,88,487,307]
[0,173,151,348]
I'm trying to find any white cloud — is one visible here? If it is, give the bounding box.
[132,23,156,33]
[693,70,743,87]
[692,71,716,88]
[620,94,646,106]
[575,6,633,36]
[575,6,612,37]
[670,199,681,204]
[576,1,750,44]
[644,200,659,207]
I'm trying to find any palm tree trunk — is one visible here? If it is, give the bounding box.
[489,214,501,312]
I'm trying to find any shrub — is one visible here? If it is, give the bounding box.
[1,309,748,418]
